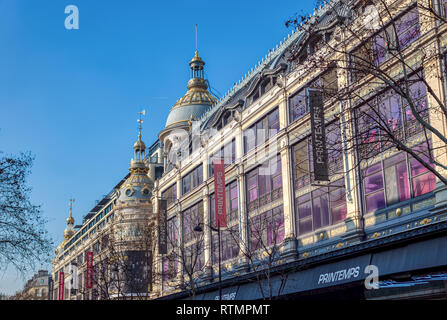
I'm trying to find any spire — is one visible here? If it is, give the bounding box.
[130,110,148,174]
[64,198,75,240]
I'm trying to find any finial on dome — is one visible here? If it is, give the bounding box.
[129,110,149,175]
[64,198,75,240]
[133,109,147,157]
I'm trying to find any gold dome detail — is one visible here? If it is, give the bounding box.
[171,50,217,109]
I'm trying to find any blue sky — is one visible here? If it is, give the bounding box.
[0,0,317,294]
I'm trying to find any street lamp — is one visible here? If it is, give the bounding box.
[194,222,222,301]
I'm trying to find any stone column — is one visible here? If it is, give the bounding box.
[235,165,249,272]
[202,186,213,282]
[279,136,298,260]
[333,55,365,243]
[176,201,184,286]
[340,102,365,242]
[176,173,182,200]
[151,191,161,294]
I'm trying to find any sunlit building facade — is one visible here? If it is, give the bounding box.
[53,0,447,300]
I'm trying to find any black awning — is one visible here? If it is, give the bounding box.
[281,253,372,296]
[189,285,239,300]
[371,235,447,277]
[231,254,372,299]
[202,285,239,300]
[235,277,286,300]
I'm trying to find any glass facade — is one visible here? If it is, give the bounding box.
[210,180,240,263]
[162,183,177,206]
[243,107,280,153]
[246,154,283,212]
[292,120,347,235]
[249,205,284,250]
[209,139,236,176]
[182,164,203,195]
[362,145,436,214]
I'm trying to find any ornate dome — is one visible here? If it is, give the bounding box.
[165,51,217,128]
[117,124,153,203]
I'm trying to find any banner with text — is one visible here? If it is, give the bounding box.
[309,89,329,181]
[213,159,227,227]
[58,272,64,300]
[158,199,168,254]
[86,251,93,289]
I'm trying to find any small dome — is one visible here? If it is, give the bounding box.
[164,50,217,128]
[190,50,205,65]
[66,216,74,225]
[133,138,146,152]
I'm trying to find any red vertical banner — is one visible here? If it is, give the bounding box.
[213,159,227,227]
[58,272,65,300]
[86,251,93,289]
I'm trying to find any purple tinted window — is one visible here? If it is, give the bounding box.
[332,205,347,224]
[397,10,420,48]
[396,161,410,201]
[380,92,402,129]
[364,162,382,176]
[162,259,169,281]
[244,125,256,152]
[259,174,270,197]
[249,189,258,202]
[268,208,284,245]
[400,25,420,47]
[272,175,282,190]
[313,198,322,230]
[410,157,431,176]
[298,195,312,218]
[299,219,312,235]
[413,173,436,197]
[290,90,307,121]
[366,191,386,212]
[248,174,257,189]
[364,171,384,194]
[321,194,330,227]
[256,121,265,145]
[268,109,280,136]
[374,35,387,65]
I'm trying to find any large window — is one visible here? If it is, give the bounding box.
[243,107,280,153]
[246,155,283,212]
[182,202,204,244]
[162,183,177,206]
[362,144,436,214]
[210,181,239,263]
[211,226,239,264]
[249,205,285,250]
[182,203,205,275]
[295,179,347,235]
[289,66,338,123]
[182,164,203,195]
[355,74,429,161]
[350,8,421,83]
[210,180,239,225]
[292,124,347,235]
[209,139,236,176]
[293,122,343,189]
[163,217,179,282]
